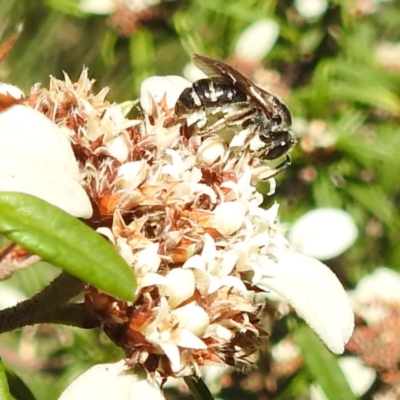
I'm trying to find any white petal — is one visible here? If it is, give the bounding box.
[206,202,245,236]
[163,269,196,309]
[97,227,115,244]
[0,83,24,98]
[172,303,209,337]
[288,208,358,260]
[107,136,130,162]
[177,330,208,350]
[197,137,226,165]
[140,272,166,288]
[294,0,328,19]
[117,161,147,191]
[235,19,279,61]
[338,356,376,396]
[257,251,354,354]
[224,276,248,292]
[159,343,181,372]
[201,365,230,390]
[140,76,191,114]
[309,384,328,400]
[59,361,165,400]
[183,254,207,271]
[0,105,92,218]
[201,233,217,263]
[135,244,161,274]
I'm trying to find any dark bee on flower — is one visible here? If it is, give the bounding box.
[175,54,295,173]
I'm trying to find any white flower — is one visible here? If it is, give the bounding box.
[197,137,227,165]
[59,361,165,400]
[206,201,246,236]
[160,269,196,308]
[0,104,92,218]
[145,298,209,372]
[348,267,400,324]
[79,0,116,14]
[182,62,208,82]
[255,252,354,354]
[140,76,192,115]
[288,208,358,260]
[309,356,376,399]
[294,0,328,19]
[234,19,280,61]
[271,338,301,364]
[338,356,376,396]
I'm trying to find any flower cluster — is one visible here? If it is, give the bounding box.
[2,66,354,379]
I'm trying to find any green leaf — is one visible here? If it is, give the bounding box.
[344,183,398,231]
[45,0,85,17]
[294,324,358,400]
[0,192,136,301]
[0,359,12,400]
[312,172,343,208]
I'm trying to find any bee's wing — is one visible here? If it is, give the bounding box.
[193,54,251,84]
[193,53,276,116]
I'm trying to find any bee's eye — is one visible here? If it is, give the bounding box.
[263,131,295,160]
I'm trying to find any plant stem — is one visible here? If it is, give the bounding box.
[0,271,85,333]
[184,376,214,400]
[42,303,99,329]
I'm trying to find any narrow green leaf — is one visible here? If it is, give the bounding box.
[312,172,343,208]
[0,192,136,301]
[294,324,358,400]
[0,359,12,400]
[345,183,398,231]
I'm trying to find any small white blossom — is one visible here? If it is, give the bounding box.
[183,62,208,82]
[235,19,280,61]
[79,0,116,14]
[206,201,246,236]
[294,0,328,19]
[140,75,191,114]
[288,208,358,260]
[271,339,301,364]
[161,269,196,308]
[310,356,376,399]
[338,356,376,396]
[348,267,400,324]
[59,361,165,400]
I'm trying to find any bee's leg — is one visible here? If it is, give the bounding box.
[262,155,291,180]
[196,107,256,135]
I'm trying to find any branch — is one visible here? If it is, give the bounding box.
[0,272,85,333]
[40,303,100,329]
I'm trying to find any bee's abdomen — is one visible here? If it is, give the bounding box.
[175,79,247,116]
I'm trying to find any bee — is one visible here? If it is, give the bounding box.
[175,54,295,173]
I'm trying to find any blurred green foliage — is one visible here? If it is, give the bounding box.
[1,0,400,398]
